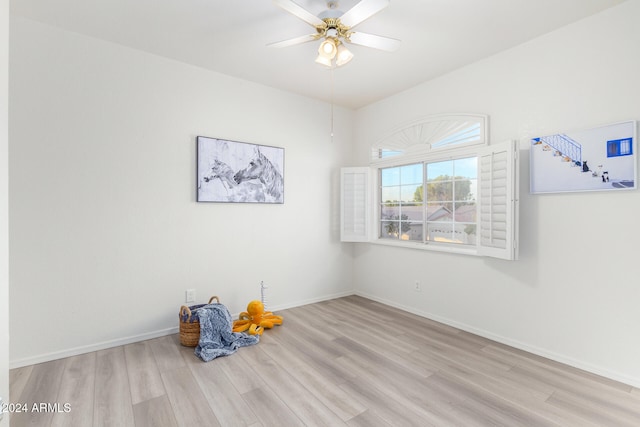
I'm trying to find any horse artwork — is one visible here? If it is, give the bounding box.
[234,147,284,203]
[197,136,284,203]
[202,159,266,203]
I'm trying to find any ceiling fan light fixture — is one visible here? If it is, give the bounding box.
[335,42,353,67]
[318,38,337,58]
[316,37,352,68]
[315,52,333,67]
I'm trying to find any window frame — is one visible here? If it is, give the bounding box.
[377,156,480,247]
[371,145,483,255]
[370,113,489,164]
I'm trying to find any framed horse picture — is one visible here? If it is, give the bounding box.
[197,136,285,203]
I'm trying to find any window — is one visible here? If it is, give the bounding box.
[380,163,424,242]
[371,114,487,161]
[607,138,633,157]
[379,158,478,245]
[341,114,519,260]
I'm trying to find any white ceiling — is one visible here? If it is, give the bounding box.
[11,0,627,109]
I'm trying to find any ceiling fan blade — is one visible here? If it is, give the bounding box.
[339,0,390,28]
[267,34,319,48]
[272,0,326,28]
[347,31,401,51]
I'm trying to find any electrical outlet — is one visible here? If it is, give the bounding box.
[414,281,421,292]
[185,289,196,303]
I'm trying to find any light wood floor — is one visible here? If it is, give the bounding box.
[9,295,640,426]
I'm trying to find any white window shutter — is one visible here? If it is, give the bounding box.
[478,140,519,260]
[341,167,370,242]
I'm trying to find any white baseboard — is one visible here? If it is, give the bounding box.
[355,290,640,389]
[10,327,179,369]
[9,290,356,370]
[266,290,355,313]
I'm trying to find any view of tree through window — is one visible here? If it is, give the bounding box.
[379,157,477,245]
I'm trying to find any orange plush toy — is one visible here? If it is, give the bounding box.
[232,300,283,336]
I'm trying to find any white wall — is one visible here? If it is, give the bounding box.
[353,0,640,387]
[9,17,354,366]
[1,0,10,423]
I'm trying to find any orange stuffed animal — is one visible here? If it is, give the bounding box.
[232,300,283,336]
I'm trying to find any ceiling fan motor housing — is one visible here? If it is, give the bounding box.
[316,18,351,41]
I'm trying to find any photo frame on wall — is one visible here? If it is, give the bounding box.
[197,136,284,204]
[530,120,637,194]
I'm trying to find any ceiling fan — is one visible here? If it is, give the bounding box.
[269,0,401,68]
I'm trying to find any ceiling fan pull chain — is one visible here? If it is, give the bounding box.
[330,67,335,140]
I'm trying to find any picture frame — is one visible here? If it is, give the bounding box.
[530,120,637,194]
[197,136,284,203]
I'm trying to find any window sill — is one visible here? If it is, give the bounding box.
[369,238,479,256]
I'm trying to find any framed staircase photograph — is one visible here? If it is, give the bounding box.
[530,120,636,194]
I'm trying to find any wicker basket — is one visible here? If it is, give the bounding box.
[179,296,219,347]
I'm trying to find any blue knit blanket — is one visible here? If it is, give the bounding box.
[194,303,259,362]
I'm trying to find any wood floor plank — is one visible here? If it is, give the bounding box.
[512,361,640,411]
[310,300,420,355]
[177,341,204,366]
[546,389,640,427]
[431,372,559,427]
[50,352,96,427]
[270,314,351,362]
[189,358,259,427]
[267,325,358,386]
[328,323,422,365]
[210,344,267,395]
[148,335,186,373]
[346,409,393,427]
[305,299,399,336]
[353,296,464,335]
[161,366,220,426]
[237,345,347,426]
[332,334,433,379]
[10,359,66,427]
[316,297,411,337]
[259,338,367,421]
[293,363,367,421]
[339,378,441,427]
[430,353,554,405]
[483,343,635,393]
[241,387,304,427]
[482,342,574,369]
[401,347,451,375]
[9,365,33,403]
[123,341,165,404]
[415,336,513,376]
[401,320,488,354]
[132,395,178,427]
[283,305,345,341]
[93,347,135,427]
[337,351,481,426]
